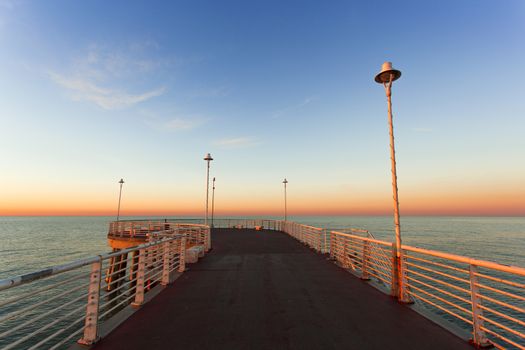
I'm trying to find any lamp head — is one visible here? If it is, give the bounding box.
[283,178,288,184]
[374,61,401,84]
[204,153,213,161]
[119,178,125,184]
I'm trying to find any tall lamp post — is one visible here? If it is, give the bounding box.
[211,177,216,228]
[282,178,288,221]
[375,61,409,302]
[204,153,213,226]
[116,178,125,222]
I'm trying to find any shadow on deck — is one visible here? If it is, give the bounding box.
[93,228,472,350]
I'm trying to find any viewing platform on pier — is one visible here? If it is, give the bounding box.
[93,227,471,350]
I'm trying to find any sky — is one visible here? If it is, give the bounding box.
[0,0,524,216]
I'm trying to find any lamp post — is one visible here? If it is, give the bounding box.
[204,153,213,226]
[375,61,409,302]
[116,178,124,222]
[211,177,216,228]
[282,178,288,221]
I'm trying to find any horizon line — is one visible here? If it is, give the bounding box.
[1,213,523,218]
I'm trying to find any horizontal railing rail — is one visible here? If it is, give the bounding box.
[402,245,525,349]
[0,223,209,349]
[108,221,210,252]
[278,221,525,349]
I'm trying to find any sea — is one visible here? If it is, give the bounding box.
[1,215,524,279]
[0,215,524,349]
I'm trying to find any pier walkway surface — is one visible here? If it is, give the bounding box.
[93,228,472,350]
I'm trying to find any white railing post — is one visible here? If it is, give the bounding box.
[178,236,186,272]
[343,237,349,268]
[399,249,411,303]
[161,241,171,286]
[469,264,490,347]
[323,229,328,253]
[390,243,411,302]
[361,240,371,280]
[206,226,211,252]
[132,248,146,307]
[329,232,336,260]
[391,243,398,297]
[78,258,102,346]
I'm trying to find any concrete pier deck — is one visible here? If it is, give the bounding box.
[93,228,472,350]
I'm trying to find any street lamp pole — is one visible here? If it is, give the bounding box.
[116,178,125,222]
[283,178,288,221]
[375,61,409,302]
[211,177,216,228]
[204,153,213,226]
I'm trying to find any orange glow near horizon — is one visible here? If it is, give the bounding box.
[1,184,523,217]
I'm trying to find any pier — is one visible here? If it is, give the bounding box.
[0,219,524,349]
[93,227,470,349]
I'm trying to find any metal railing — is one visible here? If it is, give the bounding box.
[210,218,283,231]
[0,224,205,349]
[279,222,524,349]
[108,221,210,249]
[329,230,394,291]
[403,245,525,349]
[282,221,324,252]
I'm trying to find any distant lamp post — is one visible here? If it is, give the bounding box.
[204,153,213,226]
[116,178,125,222]
[282,178,288,221]
[211,177,216,228]
[375,61,409,302]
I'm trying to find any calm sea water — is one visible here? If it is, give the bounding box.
[0,215,524,279]
[0,215,524,349]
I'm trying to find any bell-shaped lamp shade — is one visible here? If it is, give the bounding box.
[375,62,401,84]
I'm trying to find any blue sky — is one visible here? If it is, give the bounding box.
[0,0,524,215]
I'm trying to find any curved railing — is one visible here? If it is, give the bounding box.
[108,220,210,251]
[0,222,208,349]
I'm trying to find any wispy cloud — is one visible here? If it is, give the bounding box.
[49,43,167,110]
[50,72,165,109]
[214,137,260,149]
[272,96,318,119]
[145,116,206,132]
[140,110,209,132]
[163,118,203,130]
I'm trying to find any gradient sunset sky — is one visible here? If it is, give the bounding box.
[0,0,524,216]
